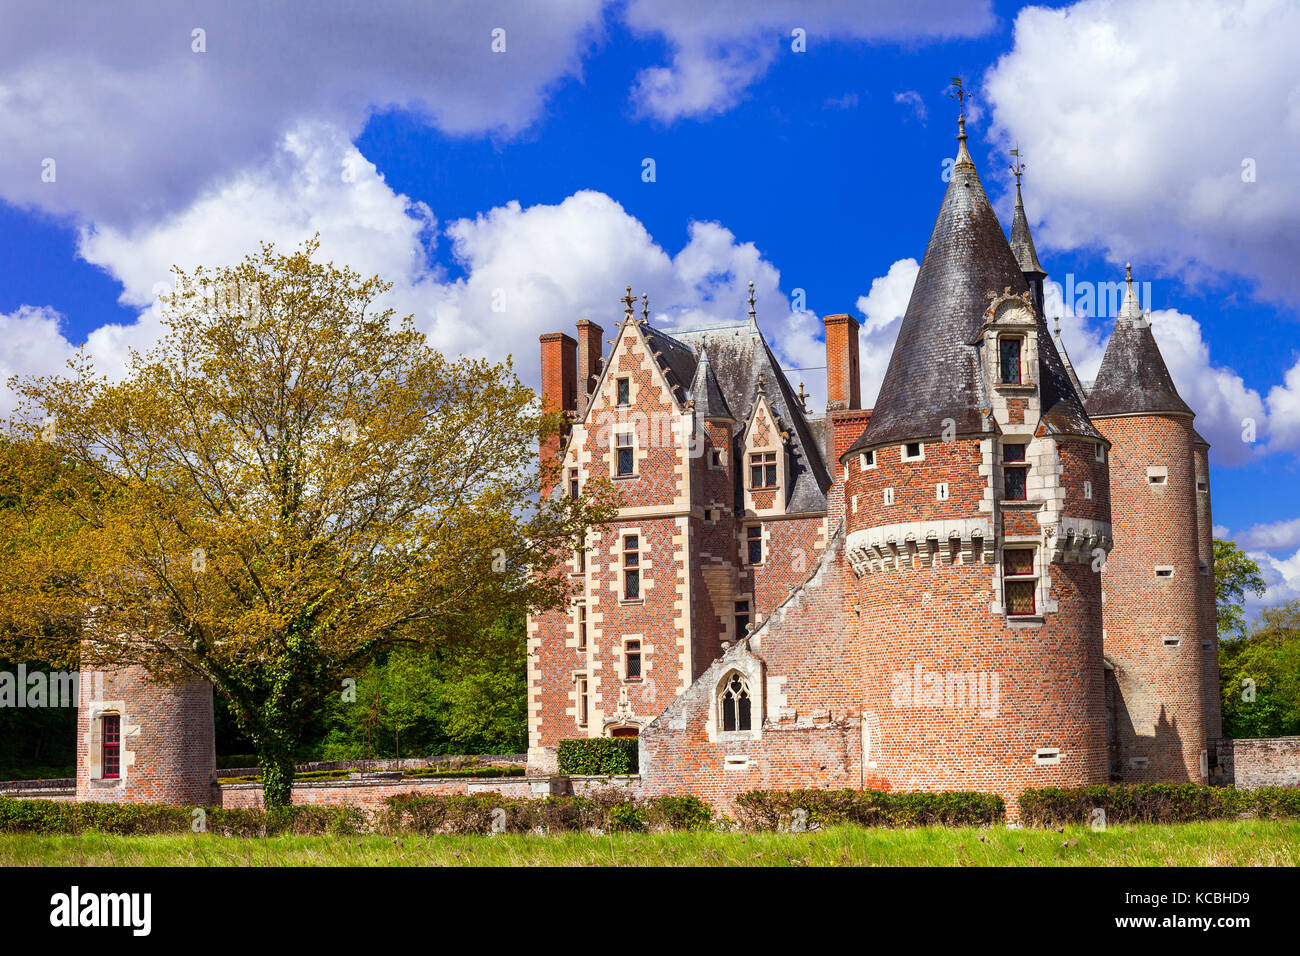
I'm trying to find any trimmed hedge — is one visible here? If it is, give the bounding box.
[1019,784,1300,827]
[382,791,709,834]
[0,798,367,836]
[733,789,1005,830]
[556,738,639,775]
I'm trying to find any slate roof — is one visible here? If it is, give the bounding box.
[688,349,733,420]
[846,120,1102,455]
[1086,277,1194,419]
[1009,181,1046,276]
[667,321,831,515]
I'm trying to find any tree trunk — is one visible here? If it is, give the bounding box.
[257,742,295,810]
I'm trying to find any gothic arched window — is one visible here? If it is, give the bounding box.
[720,672,751,732]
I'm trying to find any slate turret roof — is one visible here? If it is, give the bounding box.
[847,117,1101,454]
[1086,269,1194,419]
[1009,180,1046,277]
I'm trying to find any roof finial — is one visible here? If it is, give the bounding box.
[1053,315,1061,337]
[641,292,649,324]
[621,285,635,323]
[950,76,974,167]
[797,381,810,413]
[756,370,767,396]
[747,280,757,325]
[1010,146,1025,190]
[1125,262,1133,285]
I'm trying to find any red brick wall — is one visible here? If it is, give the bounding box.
[76,664,217,807]
[845,438,985,530]
[1093,414,1208,783]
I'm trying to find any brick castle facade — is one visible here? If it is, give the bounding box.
[527,115,1220,813]
[69,116,1220,813]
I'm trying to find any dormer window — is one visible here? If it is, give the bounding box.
[999,336,1023,384]
[750,451,778,490]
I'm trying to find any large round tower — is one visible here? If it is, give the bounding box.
[841,119,1110,810]
[1086,271,1211,783]
[76,662,217,806]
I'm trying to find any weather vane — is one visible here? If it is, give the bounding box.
[948,76,972,120]
[1009,146,1025,186]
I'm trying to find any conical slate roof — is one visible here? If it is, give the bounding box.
[1086,271,1193,419]
[848,119,1099,452]
[688,348,732,419]
[1009,181,1045,276]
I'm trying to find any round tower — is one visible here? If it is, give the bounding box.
[1086,269,1209,783]
[76,662,217,806]
[841,121,1109,812]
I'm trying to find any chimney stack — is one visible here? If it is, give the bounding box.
[823,313,861,411]
[576,319,605,414]
[539,332,578,497]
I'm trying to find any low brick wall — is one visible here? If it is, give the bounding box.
[215,754,526,779]
[0,778,76,802]
[1216,737,1300,788]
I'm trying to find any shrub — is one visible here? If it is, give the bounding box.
[733,789,1005,830]
[556,738,638,775]
[644,795,712,831]
[1017,784,1300,827]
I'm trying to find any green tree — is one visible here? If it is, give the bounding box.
[1213,538,1267,640]
[0,239,615,806]
[1220,599,1300,738]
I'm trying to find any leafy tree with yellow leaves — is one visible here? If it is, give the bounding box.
[0,239,614,806]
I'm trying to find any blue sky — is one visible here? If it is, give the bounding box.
[0,0,1298,609]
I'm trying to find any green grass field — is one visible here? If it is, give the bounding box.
[2,819,1297,866]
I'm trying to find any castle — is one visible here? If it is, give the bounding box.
[64,116,1221,813]
[526,114,1220,812]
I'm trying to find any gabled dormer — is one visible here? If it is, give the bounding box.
[978,286,1040,436]
[742,374,789,517]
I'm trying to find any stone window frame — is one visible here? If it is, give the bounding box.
[102,713,122,779]
[707,662,764,743]
[574,600,588,651]
[573,672,590,727]
[622,637,644,683]
[749,450,779,490]
[900,441,925,462]
[1002,441,1029,502]
[743,524,765,566]
[619,530,644,603]
[734,597,751,639]
[883,486,895,506]
[615,375,633,408]
[1094,444,1106,463]
[84,701,133,785]
[1084,480,1093,500]
[718,670,753,732]
[935,482,950,502]
[1002,544,1039,618]
[859,449,877,470]
[998,333,1025,385]
[612,426,638,479]
[567,467,580,500]
[1146,465,1168,486]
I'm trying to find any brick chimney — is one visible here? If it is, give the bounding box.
[575,319,605,414]
[539,332,578,497]
[823,313,861,411]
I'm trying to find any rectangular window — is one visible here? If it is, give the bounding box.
[102,714,121,779]
[1004,547,1037,617]
[576,675,589,726]
[902,442,923,461]
[568,468,579,499]
[1003,443,1027,501]
[615,430,634,477]
[999,337,1022,384]
[735,599,750,638]
[710,449,722,468]
[575,547,585,573]
[625,640,642,681]
[860,450,875,469]
[622,535,640,599]
[746,526,763,565]
[749,451,777,489]
[577,603,587,650]
[1095,444,1105,462]
[616,377,631,406]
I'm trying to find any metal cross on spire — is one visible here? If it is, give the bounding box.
[747,280,757,324]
